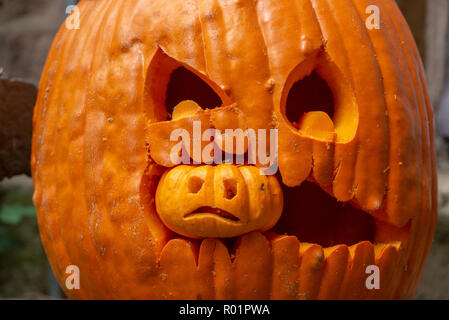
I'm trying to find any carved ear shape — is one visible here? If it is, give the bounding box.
[281,52,358,143]
[144,48,230,122]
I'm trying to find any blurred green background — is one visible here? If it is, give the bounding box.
[0,0,448,299]
[0,177,47,299]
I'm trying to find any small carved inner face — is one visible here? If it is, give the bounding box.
[156,164,283,238]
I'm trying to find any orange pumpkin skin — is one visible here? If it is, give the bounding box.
[32,0,437,300]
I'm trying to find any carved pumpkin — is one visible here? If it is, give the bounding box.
[32,0,437,299]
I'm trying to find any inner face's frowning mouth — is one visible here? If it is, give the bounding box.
[185,206,240,222]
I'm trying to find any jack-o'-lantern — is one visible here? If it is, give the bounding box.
[32,0,437,299]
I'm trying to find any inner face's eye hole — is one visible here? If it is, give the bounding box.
[285,71,334,127]
[188,176,204,194]
[166,67,223,117]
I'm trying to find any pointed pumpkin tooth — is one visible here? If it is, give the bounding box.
[298,111,335,141]
[232,232,272,299]
[338,241,375,299]
[366,242,401,300]
[270,236,300,300]
[298,243,324,300]
[198,239,233,299]
[171,100,203,120]
[317,245,350,299]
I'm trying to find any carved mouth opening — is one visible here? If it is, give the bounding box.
[185,206,240,222]
[272,180,375,247]
[141,164,406,261]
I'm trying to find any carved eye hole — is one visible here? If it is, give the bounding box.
[285,71,334,128]
[165,67,222,117]
[282,55,358,143]
[145,48,226,122]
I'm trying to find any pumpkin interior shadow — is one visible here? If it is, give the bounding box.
[272,180,375,247]
[165,66,222,115]
[285,70,335,127]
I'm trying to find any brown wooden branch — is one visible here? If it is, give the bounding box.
[0,76,37,181]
